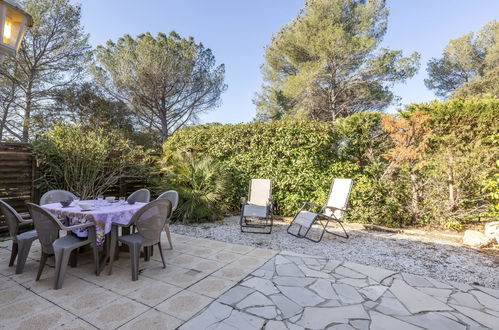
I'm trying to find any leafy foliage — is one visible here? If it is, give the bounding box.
[164,98,498,228]
[0,0,91,142]
[425,20,499,98]
[160,152,231,223]
[255,0,420,121]
[32,123,152,200]
[92,32,227,142]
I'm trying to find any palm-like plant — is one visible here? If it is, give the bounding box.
[162,152,231,223]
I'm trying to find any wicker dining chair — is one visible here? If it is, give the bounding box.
[40,190,77,205]
[127,189,150,203]
[0,200,38,274]
[156,190,178,249]
[25,203,99,289]
[107,199,172,281]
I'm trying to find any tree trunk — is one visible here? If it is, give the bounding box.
[447,155,456,211]
[0,108,7,141]
[22,82,33,142]
[160,116,168,143]
[410,170,420,224]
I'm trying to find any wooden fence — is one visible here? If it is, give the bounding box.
[0,142,151,234]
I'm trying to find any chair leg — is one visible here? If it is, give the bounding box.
[89,227,99,275]
[157,242,166,269]
[108,225,118,276]
[54,247,72,290]
[324,219,349,239]
[165,224,173,250]
[130,244,140,281]
[69,249,78,268]
[9,242,18,267]
[36,252,48,281]
[144,246,150,262]
[15,239,34,274]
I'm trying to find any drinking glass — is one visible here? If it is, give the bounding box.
[97,195,104,206]
[119,197,126,205]
[73,197,80,207]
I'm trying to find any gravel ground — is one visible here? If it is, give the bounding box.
[171,216,499,289]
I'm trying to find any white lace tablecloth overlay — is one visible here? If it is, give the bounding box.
[41,201,146,246]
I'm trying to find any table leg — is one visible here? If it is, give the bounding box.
[96,233,111,276]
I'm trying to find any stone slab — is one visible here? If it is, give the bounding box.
[390,279,454,313]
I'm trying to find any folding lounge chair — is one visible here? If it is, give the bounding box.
[287,178,353,242]
[240,179,273,234]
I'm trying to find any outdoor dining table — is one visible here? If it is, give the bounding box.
[41,200,146,273]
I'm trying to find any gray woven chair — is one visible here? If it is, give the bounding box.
[108,199,172,281]
[0,200,38,274]
[156,190,178,249]
[40,190,77,205]
[240,179,273,234]
[287,178,353,242]
[127,189,150,203]
[25,203,99,290]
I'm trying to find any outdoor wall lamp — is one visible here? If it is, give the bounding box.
[0,0,32,59]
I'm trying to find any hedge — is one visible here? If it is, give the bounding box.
[163,98,498,227]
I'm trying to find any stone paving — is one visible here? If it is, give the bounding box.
[1,232,498,329]
[181,250,499,330]
[0,233,276,329]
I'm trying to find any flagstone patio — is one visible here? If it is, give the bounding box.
[0,233,498,329]
[181,250,499,330]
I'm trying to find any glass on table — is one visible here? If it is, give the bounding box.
[97,195,104,206]
[73,197,80,207]
[119,197,126,205]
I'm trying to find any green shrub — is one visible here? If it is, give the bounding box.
[164,116,388,217]
[164,98,498,229]
[32,122,152,200]
[160,152,231,223]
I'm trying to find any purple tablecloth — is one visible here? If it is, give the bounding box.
[42,201,146,246]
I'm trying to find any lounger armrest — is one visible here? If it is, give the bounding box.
[303,201,322,208]
[63,222,95,231]
[325,206,347,213]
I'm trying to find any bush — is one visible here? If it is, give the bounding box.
[164,98,498,229]
[32,122,152,200]
[159,151,231,223]
[164,116,383,217]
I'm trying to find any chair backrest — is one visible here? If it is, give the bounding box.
[248,179,272,207]
[40,190,77,205]
[0,200,23,238]
[25,203,64,254]
[133,199,172,246]
[156,190,179,212]
[128,189,150,203]
[323,178,353,219]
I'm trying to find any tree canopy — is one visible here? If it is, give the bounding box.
[0,0,90,142]
[92,32,227,142]
[425,20,499,99]
[254,0,420,121]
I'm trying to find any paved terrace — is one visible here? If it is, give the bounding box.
[0,233,498,329]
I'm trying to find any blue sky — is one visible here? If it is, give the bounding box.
[78,0,499,124]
